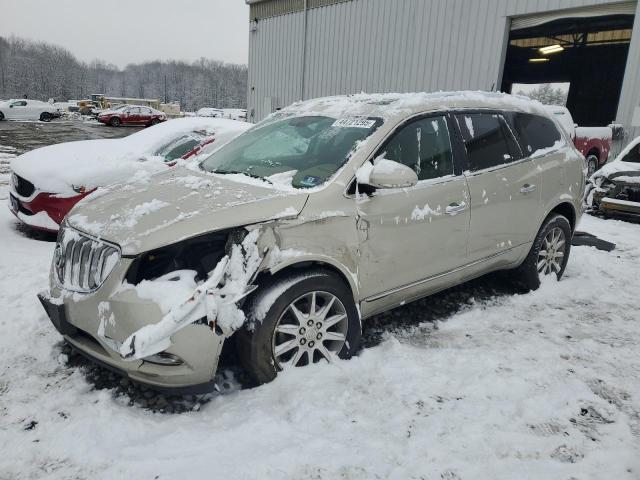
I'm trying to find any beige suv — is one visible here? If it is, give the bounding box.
[39,92,585,393]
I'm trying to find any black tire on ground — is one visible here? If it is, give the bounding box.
[236,270,361,385]
[586,154,598,178]
[109,117,121,127]
[149,118,160,126]
[512,213,572,291]
[40,112,52,122]
[0,111,4,121]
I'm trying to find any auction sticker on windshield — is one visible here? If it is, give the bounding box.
[332,117,376,128]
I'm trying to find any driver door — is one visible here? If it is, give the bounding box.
[8,100,27,119]
[356,113,470,310]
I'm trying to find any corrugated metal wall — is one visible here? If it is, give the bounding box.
[247,0,640,134]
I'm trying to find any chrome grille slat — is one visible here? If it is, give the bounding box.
[53,227,120,293]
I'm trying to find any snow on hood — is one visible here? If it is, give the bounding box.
[10,117,251,195]
[591,136,640,181]
[66,166,308,255]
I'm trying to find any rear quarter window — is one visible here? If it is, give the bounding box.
[513,113,562,156]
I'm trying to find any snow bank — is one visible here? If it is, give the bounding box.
[10,117,251,195]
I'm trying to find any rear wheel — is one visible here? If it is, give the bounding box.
[109,117,121,127]
[237,270,361,385]
[512,213,572,291]
[0,111,4,121]
[40,112,52,122]
[586,154,598,178]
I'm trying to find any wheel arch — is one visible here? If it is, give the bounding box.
[258,255,358,300]
[549,201,576,232]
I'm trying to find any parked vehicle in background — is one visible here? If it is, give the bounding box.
[196,107,224,118]
[38,91,585,393]
[9,118,251,232]
[544,105,612,177]
[97,105,167,127]
[0,99,60,122]
[585,135,640,218]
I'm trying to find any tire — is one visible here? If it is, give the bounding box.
[0,111,4,121]
[109,117,121,127]
[149,118,160,126]
[40,112,52,122]
[236,270,361,385]
[586,154,598,178]
[513,213,572,291]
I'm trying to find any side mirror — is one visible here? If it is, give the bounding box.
[356,158,418,189]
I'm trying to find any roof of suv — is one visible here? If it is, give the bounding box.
[278,91,549,124]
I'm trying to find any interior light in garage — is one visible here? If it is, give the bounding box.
[539,44,564,55]
[528,58,550,63]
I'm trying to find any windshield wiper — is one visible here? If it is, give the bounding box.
[211,169,273,184]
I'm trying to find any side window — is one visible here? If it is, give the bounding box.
[456,113,521,171]
[381,115,454,181]
[512,113,562,156]
[11,101,26,107]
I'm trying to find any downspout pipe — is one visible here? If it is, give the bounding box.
[301,0,308,101]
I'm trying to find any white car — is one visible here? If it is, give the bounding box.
[0,99,59,122]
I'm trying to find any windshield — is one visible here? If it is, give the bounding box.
[620,142,640,164]
[155,132,206,161]
[200,115,382,188]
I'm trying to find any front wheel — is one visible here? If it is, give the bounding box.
[512,213,572,291]
[237,270,361,385]
[0,111,4,121]
[149,118,160,126]
[40,112,52,122]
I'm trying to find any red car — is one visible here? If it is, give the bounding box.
[97,105,167,127]
[9,118,251,232]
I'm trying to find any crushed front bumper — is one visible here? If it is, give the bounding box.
[40,262,227,394]
[600,197,640,218]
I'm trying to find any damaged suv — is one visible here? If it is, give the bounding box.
[40,92,585,392]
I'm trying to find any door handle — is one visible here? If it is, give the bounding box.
[445,201,466,215]
[520,184,537,194]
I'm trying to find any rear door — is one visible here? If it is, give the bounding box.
[357,113,471,302]
[455,111,540,264]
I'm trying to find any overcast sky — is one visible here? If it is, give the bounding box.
[1,0,249,67]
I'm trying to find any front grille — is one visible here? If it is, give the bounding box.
[12,173,35,197]
[54,228,120,292]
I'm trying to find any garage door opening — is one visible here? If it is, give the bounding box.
[501,10,635,127]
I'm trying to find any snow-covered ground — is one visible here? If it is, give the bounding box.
[1,180,639,478]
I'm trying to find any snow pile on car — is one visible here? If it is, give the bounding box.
[118,229,263,360]
[9,117,251,195]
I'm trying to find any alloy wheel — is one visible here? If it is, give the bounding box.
[537,227,566,275]
[272,291,348,368]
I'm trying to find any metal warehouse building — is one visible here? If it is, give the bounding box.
[245,0,640,141]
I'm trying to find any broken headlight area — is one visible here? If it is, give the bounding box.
[143,351,184,366]
[125,229,231,285]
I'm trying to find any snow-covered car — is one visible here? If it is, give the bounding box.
[196,107,224,118]
[0,99,59,122]
[9,117,251,232]
[544,105,612,177]
[38,91,585,394]
[585,136,640,218]
[97,105,167,127]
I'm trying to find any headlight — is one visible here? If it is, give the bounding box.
[72,185,87,194]
[125,230,230,285]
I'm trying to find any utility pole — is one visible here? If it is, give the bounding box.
[164,74,167,104]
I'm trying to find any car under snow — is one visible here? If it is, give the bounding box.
[585,136,640,218]
[8,117,252,231]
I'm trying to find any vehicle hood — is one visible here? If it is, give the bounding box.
[65,166,309,255]
[10,138,164,196]
[592,160,640,183]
